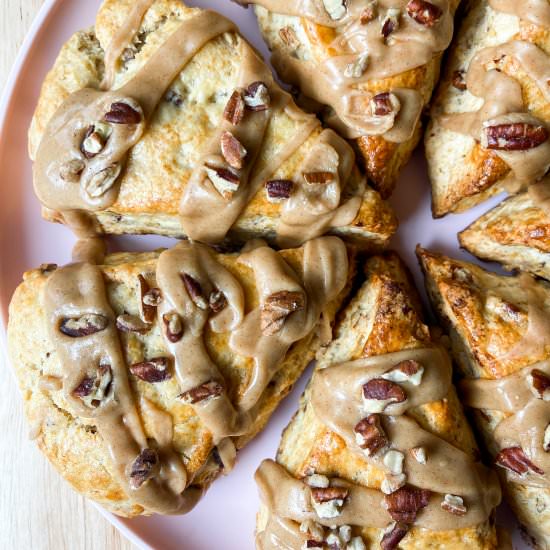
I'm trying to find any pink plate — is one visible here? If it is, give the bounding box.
[0,0,527,548]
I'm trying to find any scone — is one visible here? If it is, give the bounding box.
[459,180,550,281]
[418,247,550,549]
[238,0,461,198]
[29,0,397,248]
[255,252,502,549]
[7,236,354,517]
[425,0,550,217]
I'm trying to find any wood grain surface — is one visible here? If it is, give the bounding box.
[0,2,136,549]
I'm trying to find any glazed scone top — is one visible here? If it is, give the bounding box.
[31,0,379,247]
[241,0,454,141]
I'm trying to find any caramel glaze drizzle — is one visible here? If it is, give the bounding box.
[44,236,348,514]
[244,0,454,140]
[34,4,361,246]
[256,348,500,547]
[440,6,550,192]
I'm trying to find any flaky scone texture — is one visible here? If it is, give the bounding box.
[459,192,550,281]
[418,248,550,549]
[254,2,461,198]
[256,252,499,549]
[7,246,353,517]
[29,0,396,248]
[426,0,550,216]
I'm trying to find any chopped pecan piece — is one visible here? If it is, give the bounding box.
[279,26,299,48]
[441,494,467,516]
[130,358,171,383]
[205,163,240,199]
[138,275,161,323]
[224,90,246,125]
[382,360,424,386]
[384,450,405,475]
[452,70,467,91]
[72,364,112,408]
[303,171,335,185]
[209,289,227,313]
[406,0,442,27]
[116,314,151,334]
[84,164,121,198]
[129,448,159,489]
[370,92,400,117]
[162,312,184,343]
[60,159,85,182]
[322,0,347,20]
[181,273,209,310]
[261,290,306,335]
[265,179,294,202]
[381,9,400,39]
[354,414,388,456]
[381,522,409,550]
[362,379,406,412]
[60,313,108,337]
[495,447,544,476]
[244,82,270,111]
[482,122,549,151]
[381,473,407,495]
[410,446,427,464]
[310,486,349,518]
[528,369,550,401]
[180,380,224,404]
[80,124,109,159]
[305,542,323,548]
[360,2,377,24]
[104,101,142,124]
[344,52,369,78]
[221,131,247,170]
[383,486,431,523]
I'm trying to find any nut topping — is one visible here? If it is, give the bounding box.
[383,486,431,523]
[181,273,209,310]
[244,82,270,111]
[370,92,400,117]
[138,275,162,323]
[311,486,349,503]
[265,179,294,202]
[322,0,347,20]
[130,358,171,383]
[180,380,224,404]
[528,369,550,401]
[84,163,121,199]
[60,159,85,182]
[116,314,151,334]
[482,122,549,151]
[410,446,427,464]
[81,122,111,159]
[209,289,228,313]
[306,474,330,488]
[221,131,247,170]
[205,163,240,200]
[279,26,300,49]
[60,313,108,337]
[381,473,407,495]
[129,448,159,489]
[344,52,369,79]
[104,101,142,125]
[72,364,112,408]
[452,70,467,91]
[362,379,406,412]
[406,0,443,27]
[383,450,405,475]
[354,414,388,456]
[381,360,424,386]
[495,446,544,476]
[441,494,467,516]
[223,90,246,125]
[162,312,184,343]
[360,2,377,24]
[261,290,306,336]
[303,171,335,185]
[380,522,409,550]
[381,9,400,39]
[304,542,323,549]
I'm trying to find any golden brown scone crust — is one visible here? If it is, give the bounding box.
[256,252,500,549]
[253,2,461,199]
[7,246,354,518]
[426,0,550,217]
[417,247,550,549]
[459,191,550,281]
[29,0,396,248]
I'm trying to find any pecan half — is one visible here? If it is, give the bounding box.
[244,82,270,111]
[205,163,240,199]
[381,9,400,39]
[84,164,121,198]
[381,522,409,550]
[383,486,431,523]
[381,360,424,386]
[406,0,442,27]
[223,90,245,125]
[354,414,388,456]
[482,122,549,151]
[303,171,335,185]
[265,179,294,202]
[60,159,85,182]
[441,494,467,516]
[116,314,151,334]
[60,314,108,337]
[104,101,142,124]
[311,486,349,504]
[261,290,306,335]
[138,275,162,323]
[209,289,227,313]
[452,70,467,91]
[495,447,544,476]
[362,379,406,411]
[221,131,247,170]
[129,448,159,489]
[72,364,112,408]
[180,380,224,404]
[181,273,209,310]
[528,369,550,401]
[162,312,184,343]
[130,358,171,383]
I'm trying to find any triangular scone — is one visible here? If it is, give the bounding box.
[241,0,461,198]
[7,237,354,517]
[255,253,501,549]
[418,247,550,548]
[459,183,550,281]
[425,1,550,217]
[29,0,396,249]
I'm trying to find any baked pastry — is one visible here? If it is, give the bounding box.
[237,0,461,198]
[255,252,502,549]
[7,236,354,517]
[459,179,550,281]
[418,247,550,548]
[29,0,397,248]
[425,0,550,217]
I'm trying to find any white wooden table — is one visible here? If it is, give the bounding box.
[0,2,136,549]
